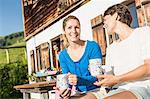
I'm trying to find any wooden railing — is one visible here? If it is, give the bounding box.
[23,0,89,40]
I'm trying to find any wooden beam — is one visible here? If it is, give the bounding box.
[5,49,9,64]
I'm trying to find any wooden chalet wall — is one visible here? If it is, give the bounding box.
[23,0,59,38]
[22,0,90,40]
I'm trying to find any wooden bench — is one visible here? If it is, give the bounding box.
[14,81,56,99]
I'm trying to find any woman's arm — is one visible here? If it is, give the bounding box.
[117,59,150,83]
[77,75,97,86]
[94,59,150,87]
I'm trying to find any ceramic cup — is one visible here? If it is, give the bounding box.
[89,59,103,77]
[101,65,114,75]
[56,74,69,90]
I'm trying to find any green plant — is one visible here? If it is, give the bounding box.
[0,60,28,98]
[28,72,36,82]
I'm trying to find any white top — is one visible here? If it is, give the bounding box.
[106,26,150,89]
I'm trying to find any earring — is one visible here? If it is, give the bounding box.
[103,24,108,28]
[116,15,118,20]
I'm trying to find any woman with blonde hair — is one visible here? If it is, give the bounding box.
[56,15,103,99]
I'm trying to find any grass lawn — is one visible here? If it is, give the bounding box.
[0,49,7,64]
[0,47,26,64]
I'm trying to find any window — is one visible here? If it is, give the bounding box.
[128,2,139,28]
[40,42,51,69]
[51,35,62,71]
[36,42,51,72]
[91,15,106,65]
[30,50,36,73]
[134,0,150,26]
[36,46,42,71]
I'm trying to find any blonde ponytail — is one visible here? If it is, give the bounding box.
[60,34,69,50]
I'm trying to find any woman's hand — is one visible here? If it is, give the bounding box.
[68,73,78,85]
[94,75,120,87]
[53,87,71,99]
[60,88,71,99]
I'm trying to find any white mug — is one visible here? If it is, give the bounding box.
[56,74,69,90]
[89,59,103,77]
[101,65,114,75]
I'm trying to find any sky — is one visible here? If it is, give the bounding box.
[0,0,23,36]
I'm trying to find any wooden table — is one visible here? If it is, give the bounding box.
[14,81,56,99]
